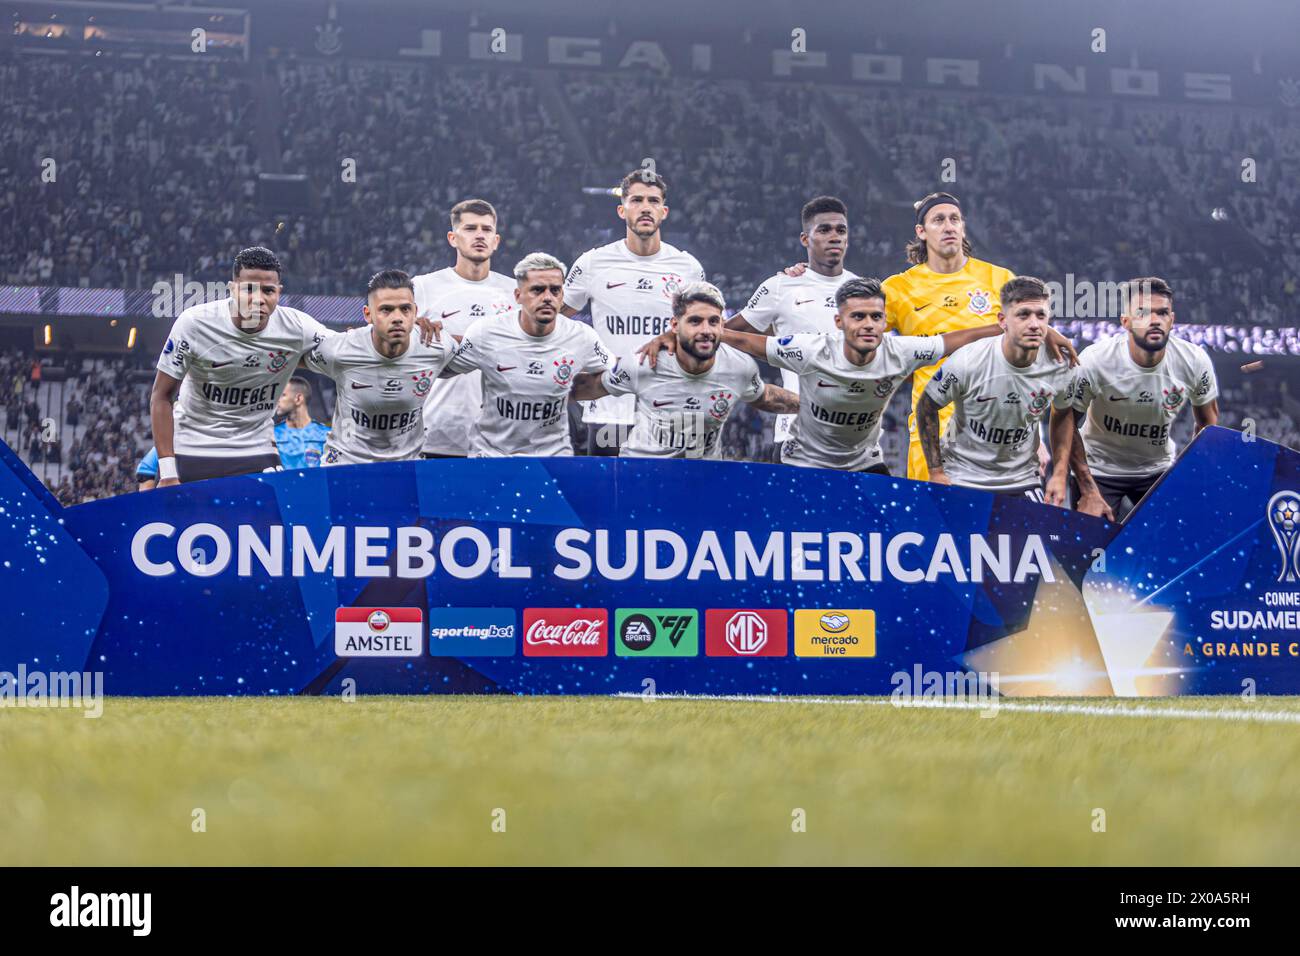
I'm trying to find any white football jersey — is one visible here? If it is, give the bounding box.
[923,335,1077,491]
[563,240,706,426]
[446,314,612,457]
[305,325,456,465]
[156,298,332,456]
[1073,332,1218,479]
[766,331,943,471]
[741,268,860,442]
[411,267,517,455]
[601,345,764,459]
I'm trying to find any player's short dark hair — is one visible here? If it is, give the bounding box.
[619,168,668,199]
[366,268,415,299]
[450,199,497,228]
[1126,276,1174,305]
[671,281,726,317]
[232,246,281,279]
[1000,276,1050,309]
[801,196,848,229]
[906,192,973,265]
[835,277,885,309]
[286,376,311,401]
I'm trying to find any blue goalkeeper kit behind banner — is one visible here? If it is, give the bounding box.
[1,426,1296,697]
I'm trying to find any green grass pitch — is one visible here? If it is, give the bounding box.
[2,695,1298,865]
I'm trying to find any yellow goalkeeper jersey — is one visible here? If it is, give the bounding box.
[882,256,1016,479]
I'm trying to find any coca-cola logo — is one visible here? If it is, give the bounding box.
[526,618,603,646]
[523,608,609,657]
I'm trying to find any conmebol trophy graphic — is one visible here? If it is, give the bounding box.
[1268,491,1300,583]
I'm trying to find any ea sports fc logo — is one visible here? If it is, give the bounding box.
[553,357,575,386]
[708,391,733,421]
[967,289,992,316]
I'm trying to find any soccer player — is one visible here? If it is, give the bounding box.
[882,193,1031,481]
[561,169,706,456]
[571,282,798,459]
[273,376,331,468]
[305,270,456,466]
[726,196,859,447]
[443,253,611,457]
[916,277,1104,508]
[411,199,517,459]
[136,447,159,491]
[1051,277,1219,518]
[150,247,334,486]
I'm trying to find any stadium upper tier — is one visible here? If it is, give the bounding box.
[1,53,1295,328]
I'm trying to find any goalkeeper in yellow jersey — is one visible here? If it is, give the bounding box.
[883,192,1075,480]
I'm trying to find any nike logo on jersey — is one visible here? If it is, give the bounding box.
[795,298,816,306]
[914,303,931,311]
[441,310,460,318]
[653,400,673,407]
[1109,395,1127,401]
[816,380,838,388]
[211,361,231,368]
[497,365,516,372]
[976,395,996,403]
[606,282,626,289]
[350,383,373,390]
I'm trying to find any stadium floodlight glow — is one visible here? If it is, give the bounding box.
[42,324,51,346]
[583,186,621,197]
[127,326,137,349]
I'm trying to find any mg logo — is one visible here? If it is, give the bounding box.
[726,611,768,655]
[706,609,788,657]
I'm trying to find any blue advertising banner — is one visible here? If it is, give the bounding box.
[1,426,1296,697]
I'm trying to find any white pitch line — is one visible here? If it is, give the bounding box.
[612,692,1300,725]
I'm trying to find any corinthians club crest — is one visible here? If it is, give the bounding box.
[967,289,992,316]
[1267,490,1300,583]
[315,3,344,56]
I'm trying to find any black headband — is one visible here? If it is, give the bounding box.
[916,194,961,224]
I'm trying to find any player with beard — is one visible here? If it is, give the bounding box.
[273,377,330,468]
[411,199,517,459]
[725,196,858,450]
[150,247,335,485]
[916,277,1106,511]
[571,282,798,459]
[646,278,1003,473]
[562,169,706,456]
[305,270,457,465]
[1049,277,1219,519]
[443,253,612,457]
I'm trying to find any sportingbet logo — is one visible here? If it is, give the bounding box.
[794,609,876,658]
[335,607,422,657]
[705,609,788,657]
[428,608,516,657]
[615,608,698,657]
[523,608,608,657]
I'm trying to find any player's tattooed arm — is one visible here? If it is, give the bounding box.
[719,328,772,362]
[413,315,444,346]
[1046,406,1074,507]
[1193,398,1219,433]
[915,394,948,484]
[1051,408,1113,519]
[938,323,1001,356]
[570,373,609,402]
[750,384,799,415]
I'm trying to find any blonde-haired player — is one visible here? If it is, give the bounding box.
[883,192,1074,480]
